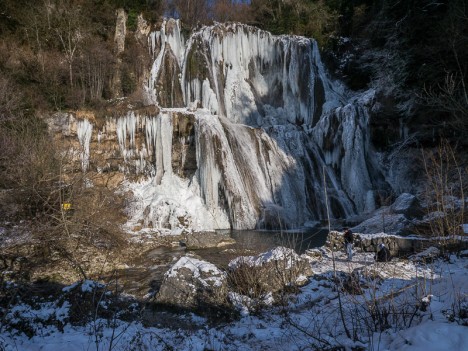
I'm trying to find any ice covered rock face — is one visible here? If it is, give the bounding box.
[148,20,338,127]
[65,20,386,233]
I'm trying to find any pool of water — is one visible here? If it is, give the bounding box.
[114,228,330,297]
[229,228,329,254]
[189,227,329,269]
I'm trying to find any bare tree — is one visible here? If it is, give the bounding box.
[76,38,114,104]
[423,74,468,136]
[422,141,466,247]
[171,0,210,29]
[51,1,86,87]
[212,0,254,23]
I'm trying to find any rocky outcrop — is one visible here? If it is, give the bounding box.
[110,9,128,98]
[228,247,312,295]
[155,255,228,309]
[114,9,127,54]
[46,108,197,178]
[351,209,410,235]
[351,193,423,235]
[391,193,423,219]
[409,246,441,263]
[155,247,314,311]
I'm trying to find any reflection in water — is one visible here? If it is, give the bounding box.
[190,228,329,269]
[228,228,329,254]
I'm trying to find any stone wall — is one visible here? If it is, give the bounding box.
[326,230,430,256]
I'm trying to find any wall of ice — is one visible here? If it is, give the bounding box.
[71,20,388,233]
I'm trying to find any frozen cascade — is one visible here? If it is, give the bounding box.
[72,22,387,233]
[146,18,186,105]
[179,23,342,126]
[111,112,175,178]
[146,19,167,104]
[77,119,93,172]
[138,21,383,230]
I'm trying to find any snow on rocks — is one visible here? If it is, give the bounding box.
[304,246,435,284]
[228,246,313,295]
[351,208,410,235]
[409,246,441,262]
[4,300,71,336]
[155,255,228,309]
[1,250,467,351]
[350,193,424,235]
[62,280,105,293]
[462,224,468,234]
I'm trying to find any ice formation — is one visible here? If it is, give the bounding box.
[76,119,93,172]
[77,21,386,233]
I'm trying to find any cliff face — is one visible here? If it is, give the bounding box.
[49,19,394,234]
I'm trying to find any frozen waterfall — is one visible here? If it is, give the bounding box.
[76,21,385,234]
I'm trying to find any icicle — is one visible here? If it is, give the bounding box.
[116,117,127,160]
[77,119,93,172]
[144,113,173,184]
[116,112,138,162]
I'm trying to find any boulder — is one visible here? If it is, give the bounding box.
[391,193,423,219]
[351,208,410,235]
[155,255,228,309]
[409,246,441,263]
[348,194,423,236]
[228,247,313,296]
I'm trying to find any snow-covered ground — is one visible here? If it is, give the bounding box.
[1,249,467,351]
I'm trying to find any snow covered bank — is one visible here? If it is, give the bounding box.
[1,248,467,351]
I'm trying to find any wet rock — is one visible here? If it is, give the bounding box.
[155,255,228,309]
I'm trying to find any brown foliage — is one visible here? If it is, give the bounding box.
[212,0,254,23]
[422,140,467,243]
